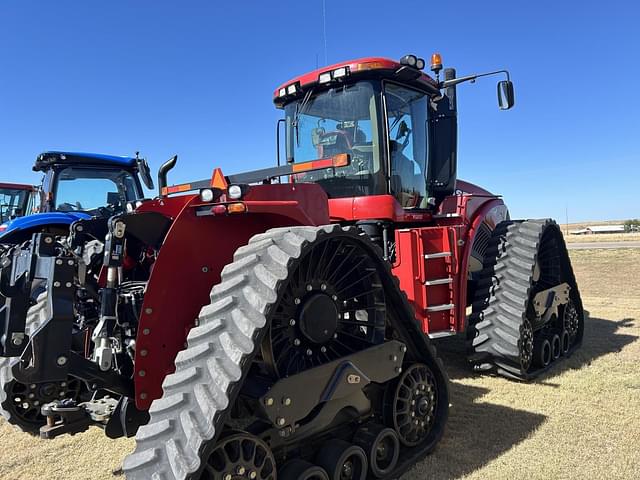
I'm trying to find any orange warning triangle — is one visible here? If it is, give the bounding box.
[210,168,228,190]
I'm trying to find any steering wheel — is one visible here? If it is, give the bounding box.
[58,202,80,212]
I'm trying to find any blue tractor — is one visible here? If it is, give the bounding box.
[0,151,153,244]
[0,151,154,433]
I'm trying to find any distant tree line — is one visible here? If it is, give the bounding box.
[624,219,640,232]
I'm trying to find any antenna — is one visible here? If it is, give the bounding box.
[322,0,328,65]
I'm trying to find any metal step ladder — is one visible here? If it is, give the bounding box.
[420,227,458,337]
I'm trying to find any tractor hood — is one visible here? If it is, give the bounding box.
[0,212,90,241]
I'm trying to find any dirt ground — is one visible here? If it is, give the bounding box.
[0,248,638,480]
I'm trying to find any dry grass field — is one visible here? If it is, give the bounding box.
[0,248,638,480]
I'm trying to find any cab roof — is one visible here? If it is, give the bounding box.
[0,182,35,191]
[33,151,137,172]
[273,56,439,105]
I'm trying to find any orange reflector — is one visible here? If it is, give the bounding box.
[356,61,387,71]
[332,153,350,167]
[210,168,228,190]
[162,183,192,196]
[227,202,246,214]
[431,53,443,70]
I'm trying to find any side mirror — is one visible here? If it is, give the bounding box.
[497,80,515,110]
[137,158,155,190]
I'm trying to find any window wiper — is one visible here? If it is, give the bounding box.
[292,88,314,147]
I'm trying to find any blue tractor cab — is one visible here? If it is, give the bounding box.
[0,151,153,244]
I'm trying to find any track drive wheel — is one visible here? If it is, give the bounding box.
[124,225,449,480]
[469,219,585,380]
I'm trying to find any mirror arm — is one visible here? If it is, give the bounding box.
[439,69,511,89]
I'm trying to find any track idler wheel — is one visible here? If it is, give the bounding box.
[279,459,329,480]
[533,337,552,368]
[316,440,367,480]
[353,424,400,478]
[385,363,437,447]
[551,334,561,360]
[203,432,276,480]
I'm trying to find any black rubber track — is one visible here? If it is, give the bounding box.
[468,219,584,380]
[123,225,449,480]
[0,292,52,433]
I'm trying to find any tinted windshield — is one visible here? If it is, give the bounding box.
[0,188,30,222]
[53,167,140,213]
[284,81,385,198]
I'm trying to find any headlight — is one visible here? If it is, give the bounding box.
[200,188,215,202]
[228,185,242,200]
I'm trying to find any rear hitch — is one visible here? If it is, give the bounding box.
[40,399,93,439]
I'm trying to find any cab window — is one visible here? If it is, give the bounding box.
[385,83,429,208]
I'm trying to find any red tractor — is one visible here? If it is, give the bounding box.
[0,182,36,223]
[0,54,583,480]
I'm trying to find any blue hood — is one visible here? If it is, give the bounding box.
[0,212,90,240]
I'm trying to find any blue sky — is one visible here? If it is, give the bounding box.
[0,0,638,222]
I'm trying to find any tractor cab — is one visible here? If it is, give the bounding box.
[33,151,152,215]
[0,183,36,223]
[274,55,513,218]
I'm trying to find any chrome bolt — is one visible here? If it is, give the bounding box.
[60,382,66,387]
[142,328,150,335]
[332,295,338,301]
[249,471,257,479]
[400,345,407,353]
[65,282,72,288]
[53,281,61,288]
[395,367,402,374]
[289,319,296,326]
[293,338,301,346]
[306,349,313,356]
[140,393,147,400]
[265,397,274,406]
[140,349,148,357]
[411,400,416,405]
[201,266,209,273]
[30,384,36,389]
[277,417,286,426]
[139,370,146,377]
[294,298,301,305]
[415,419,420,425]
[145,308,153,315]
[76,225,84,232]
[56,356,67,366]
[56,259,63,265]
[44,237,53,244]
[68,260,75,266]
[33,400,39,406]
[236,466,246,475]
[28,393,35,399]
[390,355,398,362]
[59,391,65,397]
[283,397,292,406]
[321,284,327,291]
[411,412,415,417]
[224,474,232,480]
[334,333,338,339]
[320,346,327,353]
[306,284,313,291]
